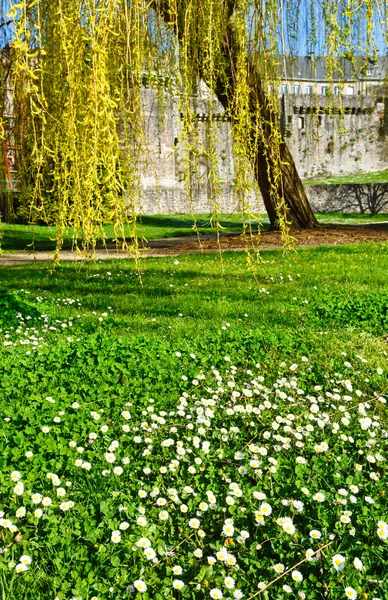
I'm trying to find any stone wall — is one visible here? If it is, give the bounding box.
[139,183,388,216]
[137,87,387,215]
[284,94,388,180]
[306,183,388,214]
[138,86,264,215]
[3,83,387,218]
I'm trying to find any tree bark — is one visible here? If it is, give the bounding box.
[248,88,319,229]
[152,0,319,229]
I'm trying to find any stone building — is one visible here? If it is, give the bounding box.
[138,56,388,214]
[279,54,387,96]
[139,84,240,215]
[2,52,388,216]
[283,93,387,181]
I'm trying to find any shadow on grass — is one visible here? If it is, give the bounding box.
[1,243,388,344]
[1,215,266,252]
[0,226,72,252]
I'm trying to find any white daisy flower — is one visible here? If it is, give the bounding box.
[144,548,156,560]
[224,576,235,589]
[210,589,223,599]
[309,530,321,539]
[189,518,200,529]
[173,580,184,590]
[133,580,147,592]
[332,554,346,571]
[111,530,121,544]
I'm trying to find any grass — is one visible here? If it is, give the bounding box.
[313,212,388,224]
[0,244,387,599]
[1,242,388,358]
[0,215,262,252]
[304,169,388,185]
[0,212,387,252]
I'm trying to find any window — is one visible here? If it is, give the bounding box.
[298,116,305,130]
[347,87,355,96]
[321,86,327,95]
[305,86,313,95]
[367,68,373,76]
[334,86,341,96]
[293,85,301,94]
[280,84,288,95]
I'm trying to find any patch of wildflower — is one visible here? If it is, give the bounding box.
[1,295,112,352]
[0,361,387,599]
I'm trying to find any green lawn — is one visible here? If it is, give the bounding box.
[314,211,388,224]
[0,245,387,599]
[304,169,388,185]
[1,211,387,252]
[0,215,262,252]
[1,242,388,364]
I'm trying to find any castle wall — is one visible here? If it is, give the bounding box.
[284,94,387,179]
[306,183,388,214]
[138,86,264,215]
[3,82,386,218]
[137,88,387,215]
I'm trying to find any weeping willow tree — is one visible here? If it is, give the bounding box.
[0,0,387,257]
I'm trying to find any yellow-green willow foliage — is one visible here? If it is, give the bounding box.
[1,0,387,258]
[6,0,149,261]
[0,38,14,223]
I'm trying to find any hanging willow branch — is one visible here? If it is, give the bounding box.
[0,0,386,257]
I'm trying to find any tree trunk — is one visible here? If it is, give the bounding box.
[244,81,318,229]
[152,0,319,229]
[255,141,319,229]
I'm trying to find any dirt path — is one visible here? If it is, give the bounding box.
[1,224,388,266]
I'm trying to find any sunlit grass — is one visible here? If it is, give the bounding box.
[1,212,387,253]
[304,170,388,185]
[1,242,388,364]
[1,243,387,599]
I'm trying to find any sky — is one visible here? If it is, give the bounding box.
[281,0,387,57]
[1,0,387,56]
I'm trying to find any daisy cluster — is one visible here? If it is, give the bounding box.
[0,361,387,600]
[1,296,113,349]
[2,309,50,347]
[87,269,139,283]
[2,313,81,349]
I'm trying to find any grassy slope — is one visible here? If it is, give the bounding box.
[304,169,388,185]
[1,243,387,448]
[1,243,388,365]
[1,244,387,599]
[0,215,259,252]
[1,212,387,252]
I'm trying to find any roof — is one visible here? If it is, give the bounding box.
[279,55,388,82]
